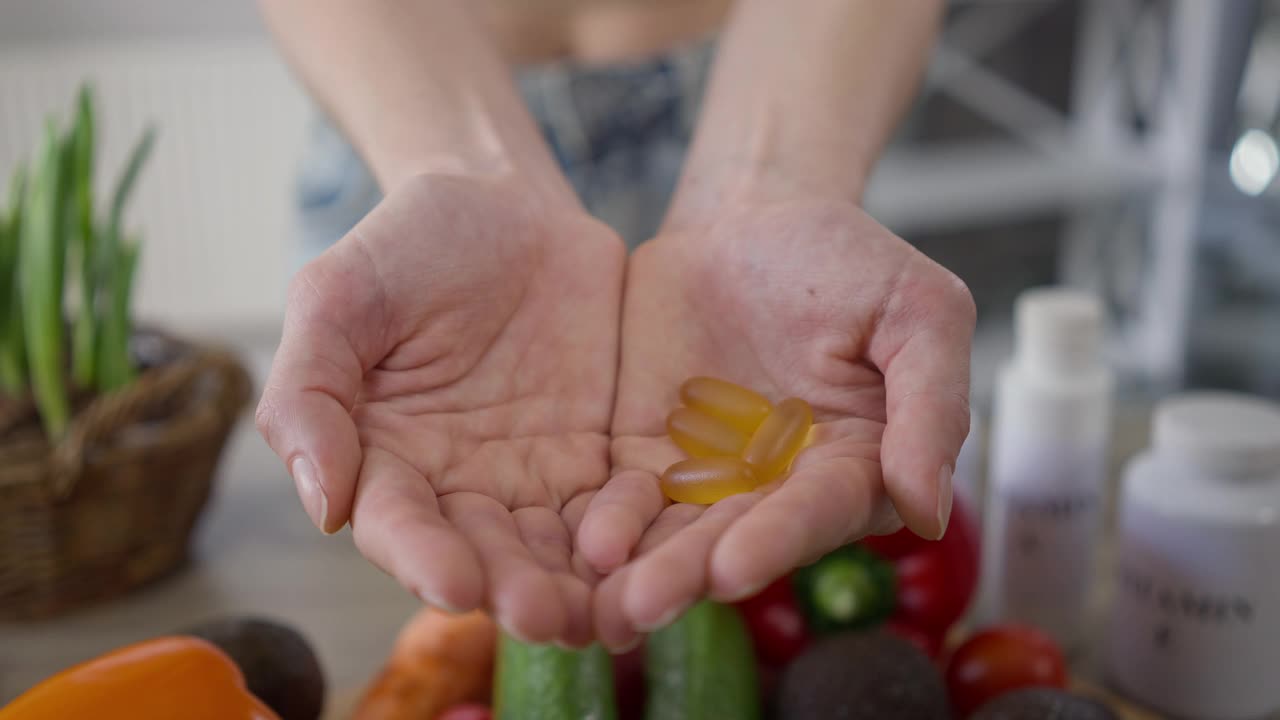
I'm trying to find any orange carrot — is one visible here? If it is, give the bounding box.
[352,608,497,720]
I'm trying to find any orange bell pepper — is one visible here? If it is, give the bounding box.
[0,635,280,720]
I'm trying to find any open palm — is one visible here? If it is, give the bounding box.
[578,197,975,648]
[256,175,625,646]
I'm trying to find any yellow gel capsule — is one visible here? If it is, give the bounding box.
[661,457,762,505]
[667,407,750,458]
[741,397,814,482]
[679,377,773,435]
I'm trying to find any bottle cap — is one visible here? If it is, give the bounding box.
[1153,392,1280,478]
[1013,287,1104,376]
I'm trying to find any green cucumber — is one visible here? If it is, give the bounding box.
[493,633,618,720]
[645,600,762,720]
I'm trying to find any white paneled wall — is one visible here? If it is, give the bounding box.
[0,39,308,336]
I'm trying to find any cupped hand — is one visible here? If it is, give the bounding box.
[578,192,975,649]
[255,174,625,646]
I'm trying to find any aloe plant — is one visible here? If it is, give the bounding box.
[1,83,156,440]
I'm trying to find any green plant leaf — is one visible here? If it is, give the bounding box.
[70,82,98,388]
[106,124,156,250]
[92,123,154,394]
[97,237,139,392]
[0,164,24,296]
[0,165,28,396]
[19,120,70,438]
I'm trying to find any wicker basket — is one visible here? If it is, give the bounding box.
[0,335,252,620]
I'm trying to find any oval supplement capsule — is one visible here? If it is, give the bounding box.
[680,377,773,435]
[667,407,750,458]
[661,457,762,505]
[741,397,813,482]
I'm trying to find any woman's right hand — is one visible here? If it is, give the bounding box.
[255,173,626,646]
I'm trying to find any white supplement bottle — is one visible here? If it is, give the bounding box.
[980,287,1112,651]
[1105,392,1280,720]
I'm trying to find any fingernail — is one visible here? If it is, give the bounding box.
[871,510,906,537]
[291,456,330,533]
[551,638,593,651]
[721,580,767,603]
[636,602,690,632]
[610,635,642,654]
[935,464,954,540]
[497,609,538,644]
[414,587,464,615]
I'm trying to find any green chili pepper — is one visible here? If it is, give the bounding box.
[792,544,896,634]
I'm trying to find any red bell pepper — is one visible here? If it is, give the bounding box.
[859,496,981,652]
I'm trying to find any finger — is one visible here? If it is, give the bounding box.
[708,454,889,602]
[870,510,906,536]
[623,493,761,632]
[561,492,594,538]
[255,249,387,533]
[593,567,642,653]
[513,507,574,573]
[874,270,976,539]
[443,494,567,644]
[562,492,604,585]
[576,469,667,573]
[512,507,594,648]
[555,574,595,649]
[349,448,485,612]
[592,503,705,652]
[634,502,708,555]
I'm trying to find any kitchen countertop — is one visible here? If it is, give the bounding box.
[0,338,1172,717]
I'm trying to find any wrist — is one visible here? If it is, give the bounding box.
[663,154,871,232]
[367,103,578,211]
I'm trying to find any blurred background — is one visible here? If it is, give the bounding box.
[2,0,1279,713]
[2,0,1278,406]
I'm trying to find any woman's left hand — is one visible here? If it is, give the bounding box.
[577,188,976,649]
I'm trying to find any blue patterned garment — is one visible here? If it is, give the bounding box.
[293,38,715,269]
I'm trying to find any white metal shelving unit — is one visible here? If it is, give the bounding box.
[866,0,1234,392]
[0,0,1243,375]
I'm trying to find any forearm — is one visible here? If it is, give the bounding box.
[259,0,574,202]
[669,0,944,222]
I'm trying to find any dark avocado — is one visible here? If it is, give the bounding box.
[184,615,326,720]
[969,688,1120,720]
[775,629,951,720]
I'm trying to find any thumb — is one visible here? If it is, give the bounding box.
[873,269,976,540]
[256,247,385,533]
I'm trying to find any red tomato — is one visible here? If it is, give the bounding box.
[742,574,798,607]
[893,550,968,634]
[944,624,1068,717]
[940,496,982,612]
[860,523,932,560]
[436,703,492,720]
[886,618,944,660]
[736,576,811,666]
